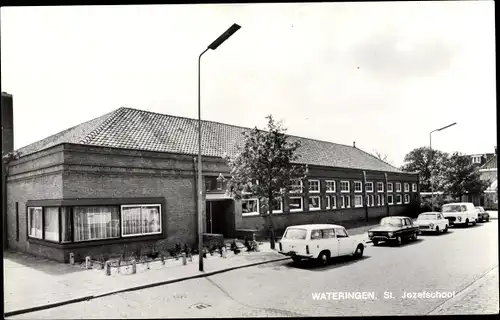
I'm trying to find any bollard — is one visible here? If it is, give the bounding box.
[222,247,227,258]
[85,256,91,269]
[131,259,137,274]
[188,253,193,262]
[161,255,165,265]
[104,261,111,276]
[182,252,187,265]
[69,253,75,265]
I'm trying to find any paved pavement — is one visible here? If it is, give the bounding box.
[7,220,498,318]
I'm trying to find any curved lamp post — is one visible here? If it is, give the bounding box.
[198,23,241,272]
[429,122,457,209]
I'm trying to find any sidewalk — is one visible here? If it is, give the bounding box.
[3,222,378,316]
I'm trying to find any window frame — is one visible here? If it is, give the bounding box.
[27,207,43,240]
[271,198,283,214]
[289,196,304,212]
[120,204,162,238]
[387,194,394,205]
[395,182,402,192]
[354,195,363,208]
[396,194,402,204]
[308,196,321,211]
[377,194,385,206]
[325,195,331,209]
[241,198,260,217]
[73,205,121,242]
[331,195,337,209]
[412,183,417,192]
[354,181,363,193]
[404,194,410,204]
[404,183,410,192]
[387,183,393,193]
[340,181,350,193]
[290,179,303,193]
[365,182,374,193]
[325,180,336,193]
[308,180,320,193]
[340,195,351,208]
[366,194,375,207]
[43,207,60,243]
[377,182,384,192]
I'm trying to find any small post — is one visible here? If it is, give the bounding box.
[69,253,75,265]
[131,259,137,274]
[85,256,91,269]
[182,252,187,265]
[222,247,227,258]
[161,255,165,265]
[104,261,111,276]
[188,253,193,262]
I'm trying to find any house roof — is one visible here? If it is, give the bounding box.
[16,107,403,173]
[480,154,497,170]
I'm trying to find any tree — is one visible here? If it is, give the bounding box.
[443,152,490,200]
[400,147,449,192]
[372,149,393,165]
[224,115,306,249]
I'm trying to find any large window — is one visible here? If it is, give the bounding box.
[377,194,385,206]
[365,182,374,193]
[289,197,303,212]
[404,183,410,192]
[377,182,384,192]
[395,183,402,192]
[44,207,59,242]
[325,180,336,193]
[396,194,402,204]
[242,199,259,216]
[387,183,393,192]
[272,198,283,214]
[387,195,394,205]
[290,180,303,193]
[341,195,351,208]
[74,206,120,241]
[308,196,321,210]
[308,180,320,193]
[354,181,362,193]
[28,207,43,239]
[121,205,162,237]
[366,195,375,207]
[354,195,363,207]
[412,183,417,192]
[340,181,350,193]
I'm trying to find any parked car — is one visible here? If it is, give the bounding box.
[278,224,366,265]
[368,216,419,246]
[414,212,449,234]
[442,202,478,226]
[475,206,490,222]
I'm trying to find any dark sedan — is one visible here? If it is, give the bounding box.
[368,216,420,246]
[475,206,490,222]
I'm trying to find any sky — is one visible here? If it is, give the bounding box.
[1,2,496,167]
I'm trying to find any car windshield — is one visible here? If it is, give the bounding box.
[380,217,402,227]
[442,205,464,212]
[418,213,438,220]
[283,228,307,240]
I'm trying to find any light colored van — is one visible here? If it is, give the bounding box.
[278,224,366,265]
[442,202,479,227]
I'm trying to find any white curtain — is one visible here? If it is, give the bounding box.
[44,207,59,242]
[29,208,43,238]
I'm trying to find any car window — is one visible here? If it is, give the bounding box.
[283,228,307,240]
[406,218,413,226]
[322,229,335,238]
[461,205,467,212]
[439,214,444,219]
[311,229,322,240]
[335,228,348,238]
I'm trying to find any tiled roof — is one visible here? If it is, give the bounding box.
[16,107,403,173]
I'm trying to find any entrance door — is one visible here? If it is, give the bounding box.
[206,200,233,236]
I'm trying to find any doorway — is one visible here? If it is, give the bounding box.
[206,200,234,236]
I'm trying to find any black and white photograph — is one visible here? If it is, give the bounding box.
[1,1,498,318]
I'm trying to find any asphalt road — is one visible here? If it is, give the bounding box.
[10,220,499,318]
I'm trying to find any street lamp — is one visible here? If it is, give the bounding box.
[429,122,457,209]
[198,23,241,272]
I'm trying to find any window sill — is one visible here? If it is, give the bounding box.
[242,213,259,217]
[28,233,166,248]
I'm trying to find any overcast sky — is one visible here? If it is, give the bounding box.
[1,2,496,167]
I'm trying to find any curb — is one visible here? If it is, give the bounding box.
[4,255,290,318]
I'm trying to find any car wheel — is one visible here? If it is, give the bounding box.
[486,217,489,222]
[291,256,301,263]
[372,240,379,246]
[443,226,448,233]
[465,219,469,227]
[317,251,330,266]
[435,226,440,234]
[472,219,477,226]
[413,232,418,241]
[395,236,403,246]
[353,245,364,258]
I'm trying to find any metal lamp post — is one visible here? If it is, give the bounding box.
[198,23,241,272]
[429,122,457,209]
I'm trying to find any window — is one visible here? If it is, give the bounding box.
[284,228,307,240]
[396,194,402,204]
[336,228,348,238]
[354,181,362,193]
[290,179,303,193]
[404,183,410,192]
[354,195,363,207]
[377,182,384,192]
[377,194,385,206]
[322,229,335,238]
[121,205,162,237]
[308,180,320,193]
[395,183,402,192]
[272,198,283,214]
[387,195,394,205]
[472,156,481,164]
[74,206,120,241]
[325,180,336,193]
[28,207,43,239]
[325,196,331,209]
[289,197,303,212]
[44,207,59,242]
[341,195,350,208]
[412,183,417,192]
[311,229,322,240]
[340,181,350,193]
[404,194,410,204]
[242,199,260,216]
[366,195,375,207]
[331,195,337,209]
[308,196,321,211]
[61,207,72,243]
[365,182,374,192]
[387,183,393,192]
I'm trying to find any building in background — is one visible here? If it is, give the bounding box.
[461,147,497,208]
[4,101,419,262]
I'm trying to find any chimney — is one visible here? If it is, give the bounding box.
[353,141,356,148]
